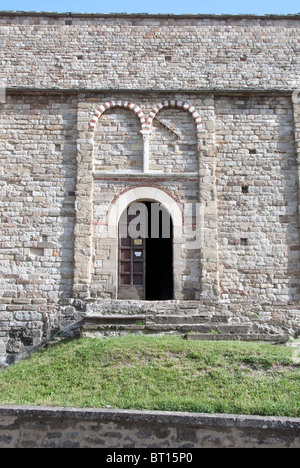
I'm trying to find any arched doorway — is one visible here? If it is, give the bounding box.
[118,201,174,300]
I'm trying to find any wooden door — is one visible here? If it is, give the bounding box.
[118,209,146,299]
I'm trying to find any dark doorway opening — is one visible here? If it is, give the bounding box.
[145,202,173,300]
[118,201,173,301]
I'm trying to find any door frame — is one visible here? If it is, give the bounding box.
[107,186,183,300]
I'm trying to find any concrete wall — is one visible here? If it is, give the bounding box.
[0,406,299,448]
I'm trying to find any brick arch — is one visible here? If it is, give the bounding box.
[89,100,146,130]
[144,100,202,131]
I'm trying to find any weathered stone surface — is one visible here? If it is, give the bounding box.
[0,406,299,448]
[0,12,300,364]
[0,12,299,91]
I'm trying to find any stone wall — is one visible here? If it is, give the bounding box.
[0,12,300,365]
[216,95,299,304]
[0,406,299,448]
[0,13,299,91]
[1,91,300,364]
[0,93,77,363]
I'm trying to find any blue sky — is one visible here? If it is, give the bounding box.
[0,0,299,15]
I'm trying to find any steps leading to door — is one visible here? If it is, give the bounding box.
[81,300,290,343]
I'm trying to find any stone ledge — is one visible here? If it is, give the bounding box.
[1,405,299,429]
[93,172,198,180]
[0,405,299,448]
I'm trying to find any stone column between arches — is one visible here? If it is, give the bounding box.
[73,101,95,298]
[196,96,220,301]
[73,98,220,301]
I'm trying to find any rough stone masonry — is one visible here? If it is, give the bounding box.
[0,11,300,366]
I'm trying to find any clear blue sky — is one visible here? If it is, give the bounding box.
[0,0,299,15]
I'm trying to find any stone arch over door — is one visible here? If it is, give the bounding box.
[106,186,184,299]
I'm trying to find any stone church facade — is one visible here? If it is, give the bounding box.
[0,12,300,365]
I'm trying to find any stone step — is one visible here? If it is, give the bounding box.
[143,324,251,333]
[82,313,290,342]
[82,315,251,335]
[83,325,250,333]
[146,315,229,324]
[84,315,146,326]
[85,300,210,317]
[83,314,229,326]
[184,333,290,343]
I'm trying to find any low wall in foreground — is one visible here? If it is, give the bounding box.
[0,406,299,448]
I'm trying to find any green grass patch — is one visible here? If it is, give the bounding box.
[0,335,299,417]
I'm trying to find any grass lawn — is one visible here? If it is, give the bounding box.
[0,335,299,417]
